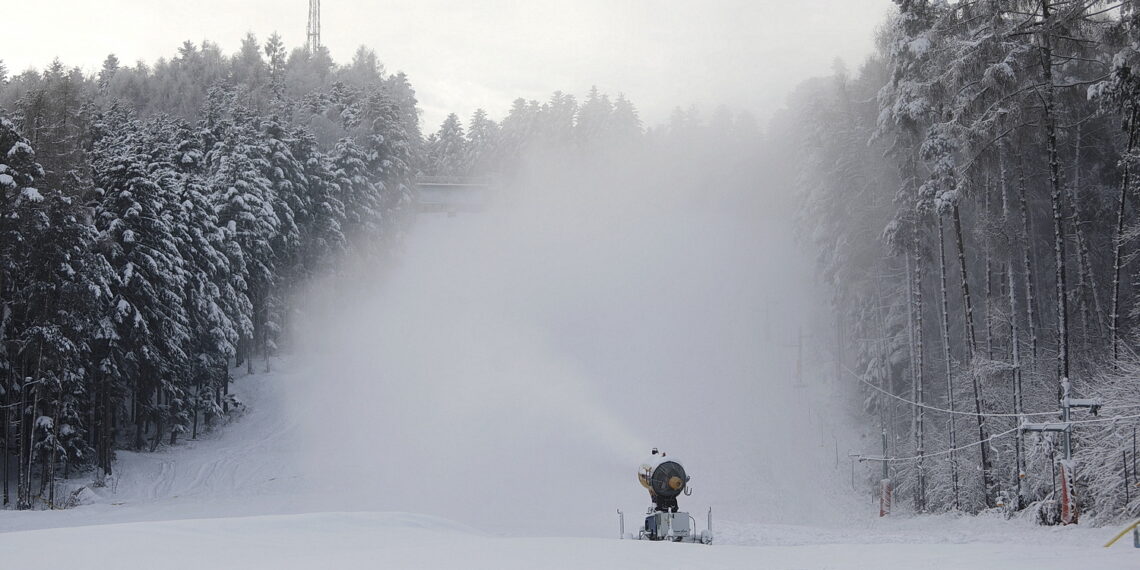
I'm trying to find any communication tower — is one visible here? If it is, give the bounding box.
[307,0,321,52]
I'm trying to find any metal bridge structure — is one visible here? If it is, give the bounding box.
[415,176,493,214]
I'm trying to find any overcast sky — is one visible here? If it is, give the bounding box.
[5,1,894,130]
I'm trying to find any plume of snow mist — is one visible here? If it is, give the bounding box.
[285,144,861,535]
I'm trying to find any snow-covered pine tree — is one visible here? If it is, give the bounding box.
[256,117,305,371]
[203,99,279,376]
[231,33,269,106]
[264,33,287,102]
[13,60,94,198]
[382,71,423,165]
[149,115,237,439]
[331,136,381,248]
[465,108,499,177]
[16,189,114,503]
[575,86,613,152]
[359,88,414,243]
[91,106,191,450]
[428,113,467,177]
[610,94,643,145]
[289,126,346,278]
[1,115,47,508]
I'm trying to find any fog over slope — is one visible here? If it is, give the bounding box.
[287,155,862,534]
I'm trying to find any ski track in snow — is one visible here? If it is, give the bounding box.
[0,365,307,534]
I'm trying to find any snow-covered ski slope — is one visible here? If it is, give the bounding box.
[0,363,1133,568]
[2,188,1138,568]
[3,511,1136,569]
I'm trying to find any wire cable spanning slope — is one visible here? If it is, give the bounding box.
[848,364,1140,418]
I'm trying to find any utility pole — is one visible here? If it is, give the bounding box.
[1020,382,1100,524]
[307,0,322,53]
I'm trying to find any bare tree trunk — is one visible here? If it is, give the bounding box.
[263,302,271,374]
[952,200,993,506]
[23,383,39,510]
[150,389,164,452]
[92,366,106,485]
[1010,260,1025,510]
[907,246,927,512]
[192,374,200,440]
[133,390,145,451]
[1,219,9,507]
[15,377,23,508]
[223,366,231,415]
[16,377,30,509]
[235,336,244,370]
[1067,125,1103,364]
[245,332,254,376]
[1017,160,1039,364]
[169,382,179,445]
[952,203,978,354]
[969,352,994,507]
[2,369,9,506]
[985,209,995,362]
[1040,6,1076,512]
[1111,108,1137,364]
[937,214,960,510]
[1001,148,1025,509]
[1041,0,1069,386]
[46,406,58,509]
[100,368,113,479]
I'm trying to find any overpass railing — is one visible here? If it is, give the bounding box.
[415,175,496,186]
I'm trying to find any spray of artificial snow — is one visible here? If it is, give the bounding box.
[286,147,863,535]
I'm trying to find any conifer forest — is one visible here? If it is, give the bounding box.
[792,0,1140,522]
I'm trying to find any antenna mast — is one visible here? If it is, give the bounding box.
[307,0,321,52]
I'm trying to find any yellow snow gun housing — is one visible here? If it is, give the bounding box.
[638,458,689,508]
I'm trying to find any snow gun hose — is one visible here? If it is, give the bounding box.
[1103,519,1140,548]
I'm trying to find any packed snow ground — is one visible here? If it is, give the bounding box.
[4,511,1137,569]
[0,366,1134,568]
[0,324,1135,569]
[2,209,1138,568]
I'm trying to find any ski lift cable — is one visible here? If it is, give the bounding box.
[856,414,1140,464]
[1094,403,1140,413]
[848,365,1061,418]
[1062,412,1140,426]
[856,425,1023,464]
[849,364,1140,417]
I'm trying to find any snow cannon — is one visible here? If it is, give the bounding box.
[618,448,713,544]
[638,455,688,512]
